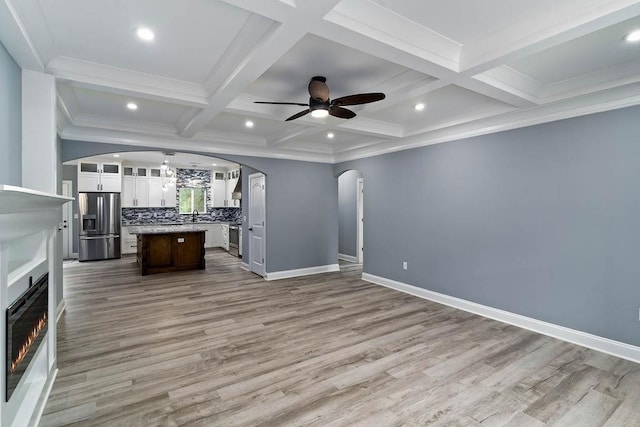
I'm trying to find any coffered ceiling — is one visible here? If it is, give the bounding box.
[2,0,640,163]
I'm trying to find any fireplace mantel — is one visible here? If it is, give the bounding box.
[0,185,72,427]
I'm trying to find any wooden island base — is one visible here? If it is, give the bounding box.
[136,231,205,275]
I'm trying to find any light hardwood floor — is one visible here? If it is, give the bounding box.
[41,251,640,426]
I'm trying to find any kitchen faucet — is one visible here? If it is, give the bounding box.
[192,209,198,222]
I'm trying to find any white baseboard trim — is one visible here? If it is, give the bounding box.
[56,298,66,322]
[362,273,640,364]
[240,262,250,271]
[338,253,358,263]
[29,367,58,427]
[266,264,340,281]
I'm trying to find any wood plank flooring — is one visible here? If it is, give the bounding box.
[41,251,640,426]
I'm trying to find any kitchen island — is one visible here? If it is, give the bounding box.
[128,225,207,275]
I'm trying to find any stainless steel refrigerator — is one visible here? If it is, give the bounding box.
[78,192,121,261]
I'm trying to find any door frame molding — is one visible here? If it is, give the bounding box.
[248,172,266,277]
[62,180,73,259]
[357,177,364,264]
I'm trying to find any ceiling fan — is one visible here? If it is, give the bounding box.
[255,76,385,121]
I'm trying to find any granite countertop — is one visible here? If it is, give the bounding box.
[127,224,210,235]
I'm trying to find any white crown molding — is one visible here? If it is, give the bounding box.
[362,273,640,364]
[47,56,209,107]
[0,0,44,70]
[326,0,461,72]
[333,82,640,163]
[60,125,335,163]
[194,128,267,146]
[265,264,340,281]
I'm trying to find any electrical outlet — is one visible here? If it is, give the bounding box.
[402,261,408,270]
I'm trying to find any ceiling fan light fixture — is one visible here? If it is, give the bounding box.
[625,29,640,42]
[311,109,329,118]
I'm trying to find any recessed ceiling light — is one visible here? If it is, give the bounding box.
[126,102,138,110]
[327,132,334,139]
[113,154,120,158]
[414,103,425,111]
[212,163,217,166]
[625,29,640,42]
[136,27,155,42]
[311,109,329,118]
[245,120,254,128]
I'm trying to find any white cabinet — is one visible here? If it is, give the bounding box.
[204,224,222,248]
[121,226,138,254]
[212,170,226,207]
[122,176,148,207]
[221,224,229,251]
[148,176,176,207]
[78,161,121,192]
[123,165,175,208]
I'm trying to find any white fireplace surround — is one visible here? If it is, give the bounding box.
[0,185,72,427]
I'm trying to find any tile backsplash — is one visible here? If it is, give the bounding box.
[122,207,241,225]
[121,167,241,225]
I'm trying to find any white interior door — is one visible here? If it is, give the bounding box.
[249,173,266,277]
[62,180,73,259]
[357,178,364,264]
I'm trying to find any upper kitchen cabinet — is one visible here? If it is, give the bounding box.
[123,164,176,208]
[225,169,240,208]
[78,161,121,192]
[211,170,227,207]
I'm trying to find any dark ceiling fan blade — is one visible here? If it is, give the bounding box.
[331,93,385,106]
[329,106,356,119]
[254,101,309,106]
[285,109,311,121]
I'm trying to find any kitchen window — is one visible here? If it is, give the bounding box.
[179,188,206,214]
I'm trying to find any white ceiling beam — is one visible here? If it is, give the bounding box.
[178,0,344,138]
[324,0,461,72]
[48,56,209,107]
[459,1,640,76]
[60,125,335,163]
[0,0,44,70]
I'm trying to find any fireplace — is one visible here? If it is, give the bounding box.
[5,273,48,401]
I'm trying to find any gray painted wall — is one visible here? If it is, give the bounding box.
[338,170,362,257]
[0,41,21,185]
[337,105,640,347]
[61,140,339,273]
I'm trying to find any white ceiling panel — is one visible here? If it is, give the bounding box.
[244,34,420,102]
[70,86,187,125]
[508,16,640,85]
[366,85,513,131]
[206,112,291,138]
[35,0,254,82]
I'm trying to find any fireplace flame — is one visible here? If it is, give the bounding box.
[10,313,47,374]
